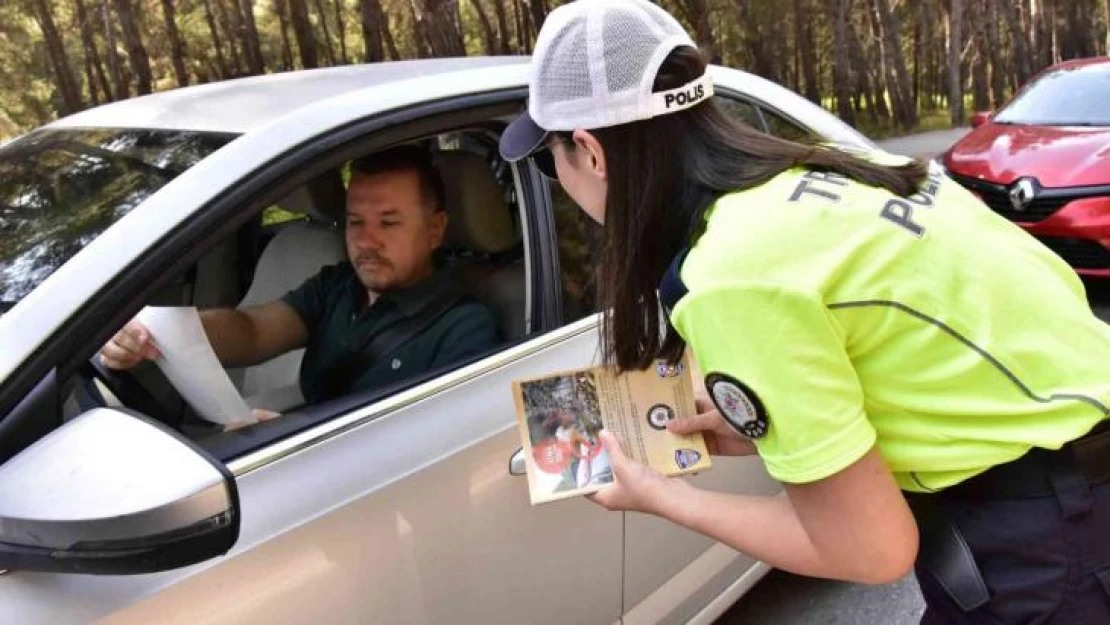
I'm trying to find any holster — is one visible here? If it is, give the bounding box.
[909,496,990,612]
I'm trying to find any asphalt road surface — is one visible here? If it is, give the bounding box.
[713,129,1110,625]
[875,128,970,159]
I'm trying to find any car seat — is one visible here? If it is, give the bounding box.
[434,151,528,340]
[230,172,347,410]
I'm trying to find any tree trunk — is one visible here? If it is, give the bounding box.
[514,0,531,52]
[845,5,886,120]
[971,46,990,112]
[160,0,190,87]
[825,0,855,125]
[471,0,498,56]
[409,1,431,58]
[527,0,547,36]
[334,0,349,63]
[985,0,1007,108]
[313,0,338,65]
[676,0,718,63]
[1044,0,1059,63]
[794,0,819,103]
[731,0,777,84]
[936,18,946,108]
[413,0,467,57]
[864,2,895,119]
[102,0,130,99]
[239,0,266,74]
[1078,0,1098,57]
[1061,0,1081,58]
[112,0,153,94]
[359,0,384,61]
[288,0,320,68]
[32,0,83,114]
[202,0,231,78]
[1028,0,1045,65]
[81,40,102,105]
[912,2,921,108]
[871,0,916,128]
[947,0,964,125]
[76,0,114,102]
[1000,0,1034,84]
[492,0,511,53]
[381,5,399,59]
[215,0,244,76]
[274,0,295,69]
[1105,0,1110,55]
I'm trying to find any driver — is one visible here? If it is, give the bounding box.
[99,145,499,411]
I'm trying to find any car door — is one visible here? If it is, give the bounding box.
[95,322,624,625]
[0,86,625,624]
[115,109,628,625]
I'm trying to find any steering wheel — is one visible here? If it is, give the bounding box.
[83,356,178,423]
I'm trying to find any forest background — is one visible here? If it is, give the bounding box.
[2,0,1109,142]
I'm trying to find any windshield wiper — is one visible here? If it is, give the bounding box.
[1012,121,1109,127]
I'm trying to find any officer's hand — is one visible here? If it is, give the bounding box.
[99,319,161,370]
[587,430,678,515]
[666,397,757,456]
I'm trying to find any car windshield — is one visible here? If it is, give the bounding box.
[993,64,1110,126]
[0,128,232,310]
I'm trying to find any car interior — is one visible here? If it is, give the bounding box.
[47,94,809,462]
[66,126,531,454]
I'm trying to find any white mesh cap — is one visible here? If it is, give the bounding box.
[500,0,713,161]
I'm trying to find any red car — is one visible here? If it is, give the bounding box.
[942,57,1110,278]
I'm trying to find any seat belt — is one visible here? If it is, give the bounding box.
[316,289,466,401]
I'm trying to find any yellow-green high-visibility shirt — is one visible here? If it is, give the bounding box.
[669,160,1110,492]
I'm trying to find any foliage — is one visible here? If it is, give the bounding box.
[2,0,1109,142]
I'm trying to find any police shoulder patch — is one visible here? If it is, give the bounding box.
[705,372,769,439]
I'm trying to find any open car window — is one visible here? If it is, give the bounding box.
[66,126,531,461]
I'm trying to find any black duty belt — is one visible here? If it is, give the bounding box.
[938,419,1110,501]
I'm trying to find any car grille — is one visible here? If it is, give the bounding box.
[973,188,1071,222]
[1039,236,1110,270]
[947,172,1101,223]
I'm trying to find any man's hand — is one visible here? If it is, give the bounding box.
[666,397,757,456]
[587,430,684,515]
[99,319,161,370]
[224,409,282,432]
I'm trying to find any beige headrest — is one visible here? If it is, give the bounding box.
[275,170,346,225]
[434,152,518,254]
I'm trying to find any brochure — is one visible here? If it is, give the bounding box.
[511,355,712,505]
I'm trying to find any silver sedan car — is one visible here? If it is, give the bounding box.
[0,58,873,624]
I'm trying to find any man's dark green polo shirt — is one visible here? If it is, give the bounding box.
[281,262,499,404]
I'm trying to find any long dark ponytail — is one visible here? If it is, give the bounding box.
[592,46,929,371]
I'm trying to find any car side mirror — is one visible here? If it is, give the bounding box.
[970,111,993,128]
[0,407,239,575]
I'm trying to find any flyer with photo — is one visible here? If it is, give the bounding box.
[511,355,712,505]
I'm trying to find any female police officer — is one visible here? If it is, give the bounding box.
[500,1,1110,623]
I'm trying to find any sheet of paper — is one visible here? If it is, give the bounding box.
[136,306,253,427]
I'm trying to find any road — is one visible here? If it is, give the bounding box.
[874,128,970,159]
[713,128,1110,625]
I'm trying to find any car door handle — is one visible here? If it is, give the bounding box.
[509,448,527,476]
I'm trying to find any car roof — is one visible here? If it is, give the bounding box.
[1042,57,1110,73]
[46,57,529,135]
